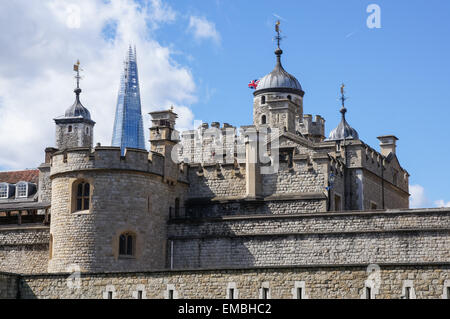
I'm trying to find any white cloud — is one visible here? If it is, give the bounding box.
[409,184,429,208]
[188,16,221,45]
[0,0,197,170]
[434,199,450,208]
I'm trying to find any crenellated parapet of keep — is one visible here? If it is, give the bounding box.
[49,146,189,183]
[298,114,325,142]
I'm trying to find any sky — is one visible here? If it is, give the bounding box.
[0,0,449,208]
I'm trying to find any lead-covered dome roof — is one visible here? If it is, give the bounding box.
[254,48,304,96]
[64,88,92,120]
[327,107,359,141]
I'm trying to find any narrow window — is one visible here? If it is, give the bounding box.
[261,115,267,125]
[334,194,341,211]
[68,125,72,133]
[86,127,89,135]
[175,198,180,218]
[366,287,372,299]
[447,287,450,299]
[137,291,143,299]
[297,287,303,299]
[405,287,411,299]
[371,202,377,210]
[168,290,174,299]
[119,232,134,256]
[49,234,53,260]
[229,288,234,299]
[108,291,113,299]
[262,288,269,299]
[76,182,90,211]
[261,96,266,104]
[287,95,292,101]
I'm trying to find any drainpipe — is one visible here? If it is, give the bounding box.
[170,240,174,270]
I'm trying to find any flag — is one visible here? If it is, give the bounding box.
[248,79,260,90]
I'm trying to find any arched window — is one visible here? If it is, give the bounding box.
[261,96,266,104]
[119,232,135,256]
[76,182,90,211]
[261,115,267,125]
[68,125,73,133]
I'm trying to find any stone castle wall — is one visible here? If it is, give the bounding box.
[0,225,49,274]
[4,263,448,299]
[167,209,450,269]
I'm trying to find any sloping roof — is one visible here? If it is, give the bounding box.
[0,170,39,184]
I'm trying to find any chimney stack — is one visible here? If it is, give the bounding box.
[377,135,398,157]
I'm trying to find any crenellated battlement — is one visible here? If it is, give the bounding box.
[49,146,187,180]
[298,114,325,142]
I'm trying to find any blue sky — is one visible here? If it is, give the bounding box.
[0,0,449,207]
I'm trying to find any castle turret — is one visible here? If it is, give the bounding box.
[253,21,304,133]
[54,61,95,150]
[149,108,180,183]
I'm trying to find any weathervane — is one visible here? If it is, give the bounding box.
[274,20,283,48]
[340,83,348,118]
[73,60,83,90]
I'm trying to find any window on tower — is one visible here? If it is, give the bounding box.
[261,96,266,104]
[261,115,267,125]
[68,125,73,133]
[73,181,90,212]
[119,232,135,257]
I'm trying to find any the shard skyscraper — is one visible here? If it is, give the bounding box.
[112,46,146,153]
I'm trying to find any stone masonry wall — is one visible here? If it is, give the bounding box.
[167,209,450,269]
[15,264,450,299]
[0,225,49,274]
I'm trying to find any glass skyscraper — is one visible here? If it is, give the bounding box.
[112,46,146,153]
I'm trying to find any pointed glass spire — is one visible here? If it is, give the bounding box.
[112,46,146,153]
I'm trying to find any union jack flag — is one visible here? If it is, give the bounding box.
[248,79,260,90]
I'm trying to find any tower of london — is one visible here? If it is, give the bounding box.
[0,35,448,299]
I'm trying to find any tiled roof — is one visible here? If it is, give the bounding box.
[0,170,39,184]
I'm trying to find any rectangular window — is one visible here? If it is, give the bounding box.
[447,287,450,299]
[17,183,27,198]
[297,288,303,299]
[371,203,377,210]
[137,291,143,299]
[262,288,269,299]
[0,185,7,198]
[108,291,113,299]
[168,290,174,299]
[366,287,372,299]
[229,288,234,299]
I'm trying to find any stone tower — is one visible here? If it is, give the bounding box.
[149,109,180,183]
[252,47,305,133]
[54,61,95,150]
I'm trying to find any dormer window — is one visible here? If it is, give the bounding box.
[16,182,28,198]
[0,183,8,199]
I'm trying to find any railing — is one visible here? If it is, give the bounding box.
[0,214,49,226]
